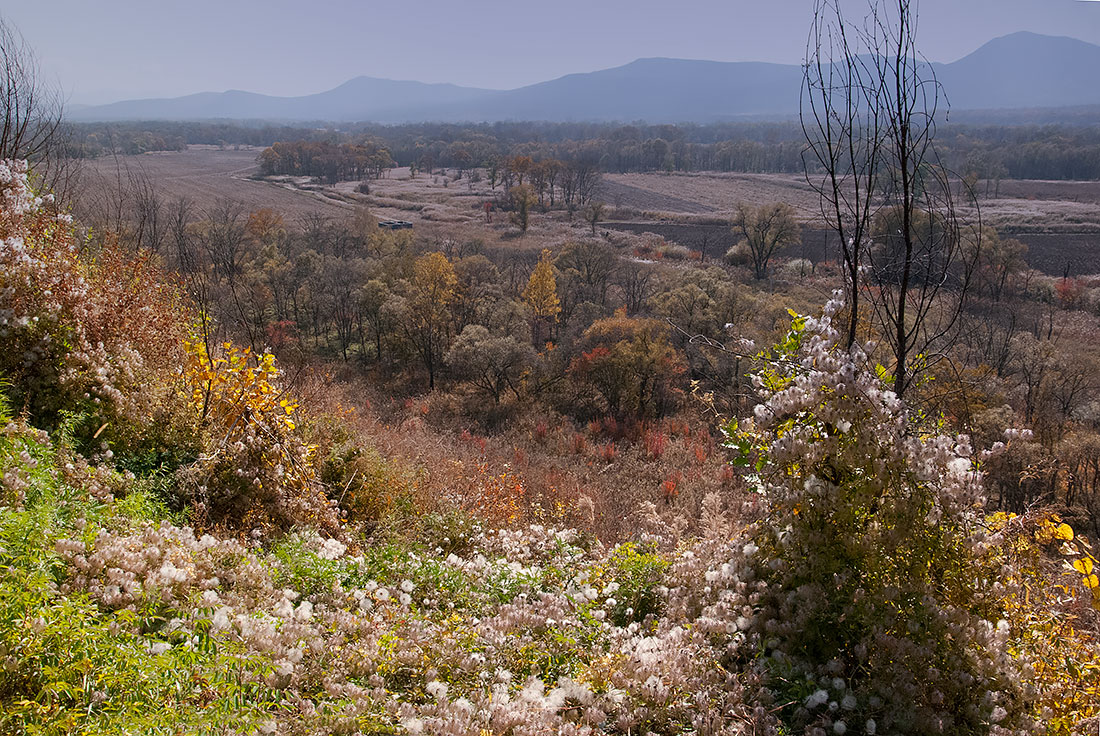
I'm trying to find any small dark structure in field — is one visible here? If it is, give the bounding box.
[378,220,413,230]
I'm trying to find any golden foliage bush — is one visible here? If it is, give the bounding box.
[180,338,339,536]
[986,512,1100,734]
[180,336,338,534]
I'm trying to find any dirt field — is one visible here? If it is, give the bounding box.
[603,221,1100,277]
[602,172,823,220]
[78,146,353,222]
[599,172,1100,276]
[992,179,1100,205]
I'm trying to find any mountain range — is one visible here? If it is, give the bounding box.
[70,32,1100,124]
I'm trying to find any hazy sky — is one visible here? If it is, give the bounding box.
[4,0,1100,104]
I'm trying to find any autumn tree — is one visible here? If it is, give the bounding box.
[348,206,378,250]
[446,325,535,405]
[453,255,504,333]
[614,261,655,316]
[729,202,801,280]
[386,252,457,390]
[522,248,560,346]
[555,240,617,321]
[358,278,392,363]
[970,227,1027,303]
[584,200,606,236]
[651,278,721,339]
[508,184,537,233]
[568,311,686,420]
[245,208,286,248]
[507,155,534,186]
[322,256,368,362]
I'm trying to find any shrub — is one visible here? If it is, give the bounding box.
[0,159,191,460]
[725,241,752,266]
[180,338,339,536]
[568,311,687,421]
[777,257,813,280]
[720,296,1035,733]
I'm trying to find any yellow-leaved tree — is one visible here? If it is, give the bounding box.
[522,248,560,348]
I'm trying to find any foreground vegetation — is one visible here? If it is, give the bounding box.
[3,151,1100,736]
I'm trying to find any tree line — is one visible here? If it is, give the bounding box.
[66,119,1100,181]
[256,140,395,183]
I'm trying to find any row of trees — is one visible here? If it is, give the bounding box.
[359,121,1100,180]
[487,155,602,208]
[68,117,1100,181]
[257,140,395,183]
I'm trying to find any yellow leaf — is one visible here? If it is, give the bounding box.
[1085,574,1099,590]
[1054,523,1074,541]
[1073,557,1094,576]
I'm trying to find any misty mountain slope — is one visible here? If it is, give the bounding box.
[76,89,291,121]
[936,32,1100,110]
[429,58,804,122]
[275,77,501,122]
[70,77,497,122]
[70,32,1100,123]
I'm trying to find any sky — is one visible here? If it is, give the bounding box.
[3,0,1100,105]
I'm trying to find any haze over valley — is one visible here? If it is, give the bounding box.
[69,32,1100,123]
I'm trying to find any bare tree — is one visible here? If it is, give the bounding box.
[729,202,801,280]
[802,0,882,347]
[615,260,656,316]
[129,167,167,254]
[0,17,72,193]
[802,0,979,397]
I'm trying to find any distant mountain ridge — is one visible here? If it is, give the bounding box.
[70,32,1100,124]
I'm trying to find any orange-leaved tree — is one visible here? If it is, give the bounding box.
[569,310,686,421]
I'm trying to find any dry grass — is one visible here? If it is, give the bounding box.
[78,146,352,222]
[959,194,1100,234]
[292,365,747,541]
[602,171,823,220]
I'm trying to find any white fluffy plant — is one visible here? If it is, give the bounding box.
[721,296,1035,735]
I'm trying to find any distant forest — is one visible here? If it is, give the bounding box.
[67,118,1100,181]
